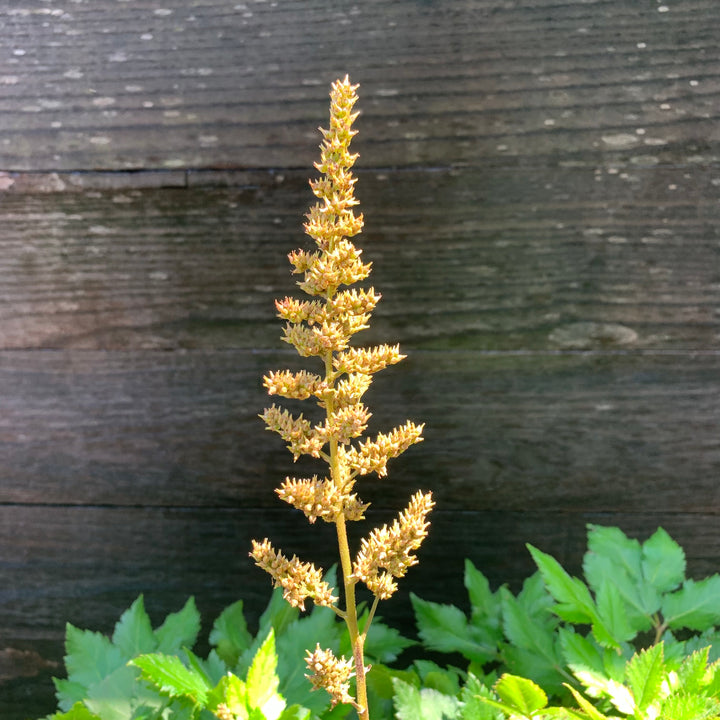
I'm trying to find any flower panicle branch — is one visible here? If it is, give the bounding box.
[250,76,431,720]
[250,539,337,611]
[305,645,360,710]
[352,490,435,600]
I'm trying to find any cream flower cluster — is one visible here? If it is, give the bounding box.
[304,645,357,708]
[250,76,432,716]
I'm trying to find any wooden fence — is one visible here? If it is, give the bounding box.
[1,1,719,716]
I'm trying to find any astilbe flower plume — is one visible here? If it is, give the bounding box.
[250,76,433,720]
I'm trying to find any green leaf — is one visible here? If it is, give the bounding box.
[559,629,605,677]
[593,581,636,646]
[458,674,499,720]
[131,653,210,704]
[642,527,686,593]
[413,660,462,697]
[493,674,547,715]
[392,677,460,720]
[625,643,665,713]
[64,623,127,688]
[662,576,720,631]
[111,595,157,659]
[53,678,88,712]
[84,664,139,720]
[247,630,285,719]
[411,593,497,664]
[277,705,313,720]
[275,607,339,714]
[660,693,720,720]
[585,525,643,586]
[500,586,565,693]
[208,672,247,715]
[527,545,597,625]
[570,666,635,713]
[564,685,611,720]
[583,529,659,632]
[258,587,300,638]
[363,616,416,664]
[155,597,201,655]
[465,560,503,635]
[677,646,711,694]
[209,600,253,668]
[44,703,103,720]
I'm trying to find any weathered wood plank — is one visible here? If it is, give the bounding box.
[1,167,719,351]
[0,350,718,512]
[3,506,720,718]
[0,0,718,170]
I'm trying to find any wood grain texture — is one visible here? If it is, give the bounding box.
[0,0,718,171]
[0,350,719,511]
[1,167,719,351]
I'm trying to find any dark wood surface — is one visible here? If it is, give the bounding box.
[1,0,719,716]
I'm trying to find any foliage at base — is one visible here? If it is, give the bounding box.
[33,525,720,720]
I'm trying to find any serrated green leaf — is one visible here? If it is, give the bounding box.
[258,587,300,639]
[392,677,460,720]
[465,560,503,634]
[363,615,416,664]
[247,630,284,717]
[625,643,665,713]
[677,646,711,693]
[203,649,229,686]
[155,597,201,655]
[111,595,157,659]
[277,705,313,720]
[84,664,138,720]
[584,552,658,632]
[660,692,720,720]
[585,525,643,585]
[207,671,247,714]
[459,674,499,720]
[594,581,636,646]
[131,652,210,704]
[64,623,127,688]
[411,593,497,664]
[183,647,217,690]
[564,685,611,720]
[527,545,597,625]
[53,678,88,713]
[209,600,253,668]
[515,572,556,622]
[571,667,635,713]
[493,673,547,714]
[662,576,720,631]
[45,702,104,720]
[275,607,339,714]
[500,586,566,693]
[559,629,606,677]
[642,527,686,593]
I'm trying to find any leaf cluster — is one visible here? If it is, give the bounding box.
[36,574,414,720]
[412,524,720,700]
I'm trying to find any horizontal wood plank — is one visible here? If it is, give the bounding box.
[1,167,719,351]
[0,349,718,513]
[2,506,720,717]
[0,0,718,171]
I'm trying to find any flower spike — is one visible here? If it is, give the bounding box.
[251,77,430,720]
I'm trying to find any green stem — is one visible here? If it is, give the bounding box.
[325,350,369,720]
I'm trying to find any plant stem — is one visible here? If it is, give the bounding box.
[336,513,369,720]
[326,350,370,719]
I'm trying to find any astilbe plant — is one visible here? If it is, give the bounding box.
[250,76,433,720]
